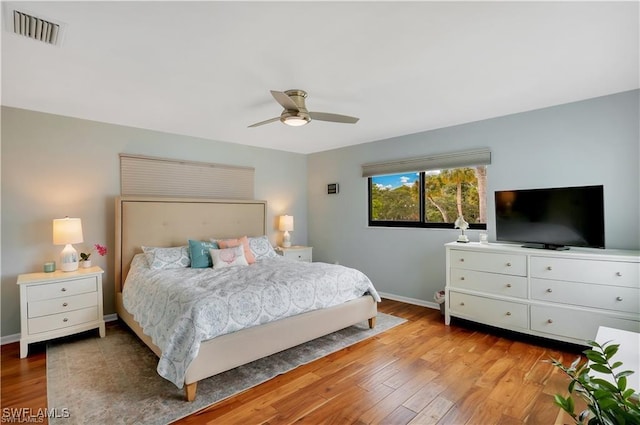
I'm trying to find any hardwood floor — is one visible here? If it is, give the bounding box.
[1,299,584,424]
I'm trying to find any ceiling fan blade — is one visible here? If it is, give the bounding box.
[271,90,300,111]
[248,117,280,128]
[309,111,359,124]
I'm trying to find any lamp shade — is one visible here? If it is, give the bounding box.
[53,217,84,245]
[279,215,294,232]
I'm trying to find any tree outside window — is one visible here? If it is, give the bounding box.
[369,166,487,229]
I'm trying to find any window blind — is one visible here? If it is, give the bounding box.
[120,154,255,199]
[361,148,491,177]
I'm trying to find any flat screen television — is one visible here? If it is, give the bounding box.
[495,185,604,250]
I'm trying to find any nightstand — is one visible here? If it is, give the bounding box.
[276,246,313,262]
[17,266,105,358]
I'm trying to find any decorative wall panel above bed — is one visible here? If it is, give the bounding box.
[120,154,255,199]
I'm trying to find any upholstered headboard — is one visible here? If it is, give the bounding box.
[114,196,267,292]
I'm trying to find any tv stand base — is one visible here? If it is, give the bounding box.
[522,243,569,251]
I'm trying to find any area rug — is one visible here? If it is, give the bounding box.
[47,313,405,425]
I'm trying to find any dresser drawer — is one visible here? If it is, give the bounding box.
[450,269,527,299]
[530,257,639,288]
[27,277,97,302]
[531,278,640,314]
[449,291,528,330]
[531,305,640,342]
[28,306,99,334]
[28,292,98,318]
[450,250,526,276]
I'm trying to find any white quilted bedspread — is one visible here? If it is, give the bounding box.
[122,254,380,388]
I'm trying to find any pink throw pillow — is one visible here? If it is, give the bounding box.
[217,236,256,264]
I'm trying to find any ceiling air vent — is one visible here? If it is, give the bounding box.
[12,10,62,45]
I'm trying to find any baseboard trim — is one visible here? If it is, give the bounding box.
[378,292,439,310]
[1,313,119,345]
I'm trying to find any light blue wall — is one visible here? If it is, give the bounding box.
[1,107,308,337]
[2,90,638,337]
[307,90,640,305]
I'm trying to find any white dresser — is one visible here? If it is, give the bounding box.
[276,246,313,262]
[17,266,105,358]
[445,242,640,345]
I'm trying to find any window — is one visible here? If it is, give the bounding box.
[368,165,487,229]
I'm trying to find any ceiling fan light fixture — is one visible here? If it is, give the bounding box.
[281,113,310,127]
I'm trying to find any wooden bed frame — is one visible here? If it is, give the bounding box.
[114,196,378,401]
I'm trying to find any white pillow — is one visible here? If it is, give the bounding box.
[247,235,278,260]
[142,246,190,270]
[209,245,249,269]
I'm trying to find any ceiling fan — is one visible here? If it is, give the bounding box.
[248,89,359,128]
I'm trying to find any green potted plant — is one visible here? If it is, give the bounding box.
[551,339,640,425]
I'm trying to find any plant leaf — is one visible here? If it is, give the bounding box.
[615,370,635,379]
[617,375,627,392]
[603,344,619,358]
[585,351,606,364]
[591,378,618,392]
[590,364,612,374]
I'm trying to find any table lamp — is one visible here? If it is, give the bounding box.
[279,215,294,248]
[53,217,83,271]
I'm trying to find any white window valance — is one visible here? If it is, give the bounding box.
[361,148,491,177]
[120,154,255,199]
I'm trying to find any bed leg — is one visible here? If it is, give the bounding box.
[185,382,197,402]
[368,316,376,329]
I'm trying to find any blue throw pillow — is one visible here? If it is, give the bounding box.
[188,240,219,268]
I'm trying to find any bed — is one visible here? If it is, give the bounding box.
[114,196,379,401]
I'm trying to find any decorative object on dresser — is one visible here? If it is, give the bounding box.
[52,217,83,271]
[454,215,470,243]
[276,245,313,262]
[17,266,105,358]
[279,214,294,247]
[445,242,640,345]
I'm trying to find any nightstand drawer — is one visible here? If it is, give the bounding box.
[28,292,98,318]
[287,251,312,262]
[27,277,97,302]
[28,306,99,334]
[278,246,313,262]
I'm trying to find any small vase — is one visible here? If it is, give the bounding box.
[82,260,92,268]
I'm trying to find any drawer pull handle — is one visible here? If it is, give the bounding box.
[546,288,553,293]
[546,266,552,271]
[460,302,465,306]
[506,283,512,288]
[63,318,68,322]
[460,258,465,262]
[62,302,68,307]
[506,312,512,316]
[460,277,465,281]
[616,296,623,301]
[616,272,622,277]
[61,288,67,292]
[506,262,511,267]
[547,319,553,324]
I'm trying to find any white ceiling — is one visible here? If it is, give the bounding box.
[1,1,638,154]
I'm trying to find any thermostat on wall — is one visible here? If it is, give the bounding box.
[327,183,339,194]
